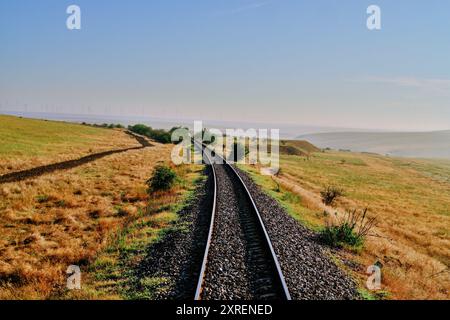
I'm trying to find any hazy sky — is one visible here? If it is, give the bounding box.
[1,0,449,131]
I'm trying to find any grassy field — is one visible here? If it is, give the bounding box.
[0,115,203,299]
[0,143,178,299]
[241,141,450,300]
[65,164,203,300]
[1,116,448,300]
[0,115,139,175]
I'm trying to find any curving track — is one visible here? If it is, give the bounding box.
[194,141,291,300]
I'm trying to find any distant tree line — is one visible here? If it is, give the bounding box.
[128,124,183,144]
[81,122,124,129]
[81,122,183,144]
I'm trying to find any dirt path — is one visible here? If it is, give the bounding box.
[0,131,153,184]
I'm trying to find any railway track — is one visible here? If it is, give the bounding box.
[194,141,291,300]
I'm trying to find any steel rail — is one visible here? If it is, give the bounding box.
[226,163,292,300]
[194,140,291,300]
[194,141,217,300]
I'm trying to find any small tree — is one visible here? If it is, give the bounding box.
[129,124,152,136]
[147,165,177,193]
[128,124,172,144]
[321,186,344,206]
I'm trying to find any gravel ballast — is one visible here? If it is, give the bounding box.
[201,164,285,300]
[235,166,359,300]
[137,161,358,300]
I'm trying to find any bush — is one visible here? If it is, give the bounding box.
[320,208,376,248]
[147,165,177,193]
[90,123,124,129]
[149,129,171,144]
[128,124,151,136]
[320,186,344,206]
[128,124,172,144]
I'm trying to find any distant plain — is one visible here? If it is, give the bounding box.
[300,131,450,159]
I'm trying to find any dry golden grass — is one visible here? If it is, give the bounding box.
[0,115,140,175]
[0,141,175,299]
[64,164,204,300]
[242,150,450,300]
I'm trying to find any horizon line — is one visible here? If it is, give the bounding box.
[1,110,450,134]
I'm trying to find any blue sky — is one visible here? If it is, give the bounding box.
[1,0,449,130]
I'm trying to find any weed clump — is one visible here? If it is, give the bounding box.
[147,165,177,193]
[320,185,344,206]
[320,208,376,249]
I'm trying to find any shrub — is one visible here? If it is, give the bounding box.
[128,124,151,136]
[149,129,171,144]
[320,208,376,248]
[128,124,172,144]
[320,186,344,206]
[147,165,177,193]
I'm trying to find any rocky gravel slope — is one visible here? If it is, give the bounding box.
[235,166,358,300]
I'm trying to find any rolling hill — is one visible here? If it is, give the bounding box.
[0,115,140,175]
[298,130,450,159]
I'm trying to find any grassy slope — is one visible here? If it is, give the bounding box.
[281,152,450,218]
[0,115,139,174]
[241,148,450,300]
[65,164,204,300]
[281,140,321,153]
[0,143,181,299]
[279,140,320,156]
[0,116,204,299]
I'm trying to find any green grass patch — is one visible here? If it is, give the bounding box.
[127,277,171,300]
[358,288,390,300]
[0,115,113,158]
[320,223,363,249]
[68,164,204,300]
[279,150,450,218]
